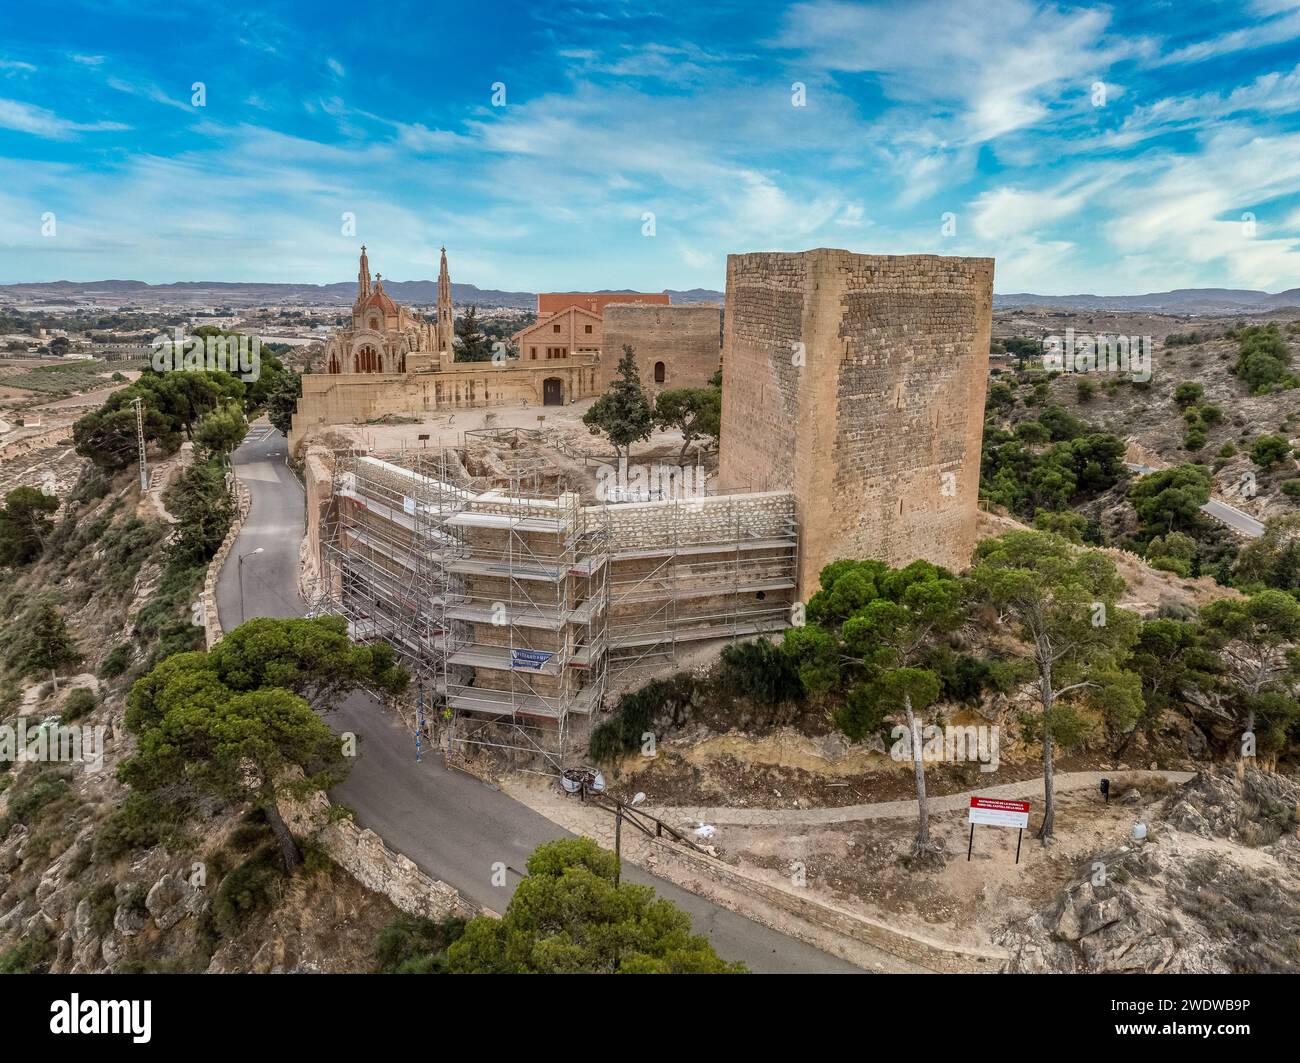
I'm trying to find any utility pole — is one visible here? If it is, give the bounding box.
[613,791,646,888]
[237,547,264,624]
[132,396,148,491]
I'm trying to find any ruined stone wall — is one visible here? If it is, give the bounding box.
[600,304,722,394]
[718,249,993,595]
[287,360,601,454]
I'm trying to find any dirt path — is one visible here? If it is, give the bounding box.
[645,769,1196,827]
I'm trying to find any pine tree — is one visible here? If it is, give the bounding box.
[583,345,654,463]
[24,602,82,693]
[454,305,491,362]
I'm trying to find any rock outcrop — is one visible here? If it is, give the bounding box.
[999,767,1300,972]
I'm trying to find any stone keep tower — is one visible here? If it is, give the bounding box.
[718,248,993,597]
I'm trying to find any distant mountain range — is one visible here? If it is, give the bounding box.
[995,287,1300,315]
[4,279,1299,316]
[0,279,726,310]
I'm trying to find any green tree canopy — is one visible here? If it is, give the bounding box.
[653,386,721,465]
[194,403,248,463]
[19,601,82,691]
[454,305,493,362]
[1250,434,1293,469]
[266,368,303,436]
[582,345,654,462]
[121,616,409,868]
[1128,463,1211,540]
[0,486,60,568]
[969,531,1141,841]
[446,838,745,973]
[1199,589,1300,755]
[1234,324,1294,394]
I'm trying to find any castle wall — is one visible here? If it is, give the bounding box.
[718,249,992,594]
[600,304,721,394]
[287,360,601,453]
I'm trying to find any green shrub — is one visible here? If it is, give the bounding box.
[98,643,132,679]
[1252,434,1293,468]
[1284,480,1300,499]
[718,638,803,708]
[94,791,189,860]
[212,848,284,937]
[1,770,72,839]
[86,881,119,937]
[589,672,698,762]
[374,915,465,973]
[0,927,55,973]
[60,687,97,723]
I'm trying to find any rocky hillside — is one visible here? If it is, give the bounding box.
[994,312,1300,528]
[0,457,408,973]
[999,767,1300,972]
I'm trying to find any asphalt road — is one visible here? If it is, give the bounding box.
[216,421,860,973]
[1202,497,1265,538]
[1125,462,1265,539]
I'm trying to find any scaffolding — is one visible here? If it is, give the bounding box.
[310,450,609,774]
[309,449,798,775]
[604,497,799,677]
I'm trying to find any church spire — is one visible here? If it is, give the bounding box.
[357,245,372,301]
[436,246,453,356]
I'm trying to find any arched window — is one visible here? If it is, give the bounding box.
[327,351,340,374]
[369,315,381,331]
[355,345,380,373]
[653,361,666,384]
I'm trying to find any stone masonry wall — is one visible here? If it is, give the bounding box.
[718,249,992,595]
[593,491,794,550]
[287,360,601,454]
[202,476,252,648]
[600,304,722,394]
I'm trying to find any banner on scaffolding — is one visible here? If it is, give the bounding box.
[511,649,553,670]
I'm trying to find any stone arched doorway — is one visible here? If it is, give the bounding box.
[543,377,563,405]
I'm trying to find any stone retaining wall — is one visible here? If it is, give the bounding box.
[278,781,481,922]
[321,818,481,922]
[202,476,252,648]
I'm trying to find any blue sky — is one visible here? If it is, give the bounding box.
[2,0,1300,294]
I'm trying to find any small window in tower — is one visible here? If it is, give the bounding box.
[584,324,592,334]
[654,361,666,383]
[530,347,537,359]
[553,323,561,333]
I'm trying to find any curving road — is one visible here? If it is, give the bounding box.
[216,420,860,973]
[1125,462,1265,538]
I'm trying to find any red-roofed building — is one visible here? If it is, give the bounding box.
[536,291,670,316]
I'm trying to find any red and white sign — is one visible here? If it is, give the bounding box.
[968,797,1030,829]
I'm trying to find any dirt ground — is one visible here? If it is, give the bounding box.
[720,777,1180,950]
[334,396,719,503]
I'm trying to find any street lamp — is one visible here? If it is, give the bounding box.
[237,547,264,624]
[613,791,646,888]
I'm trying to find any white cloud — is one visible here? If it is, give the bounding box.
[777,0,1149,144]
[0,98,128,139]
[1159,6,1300,65]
